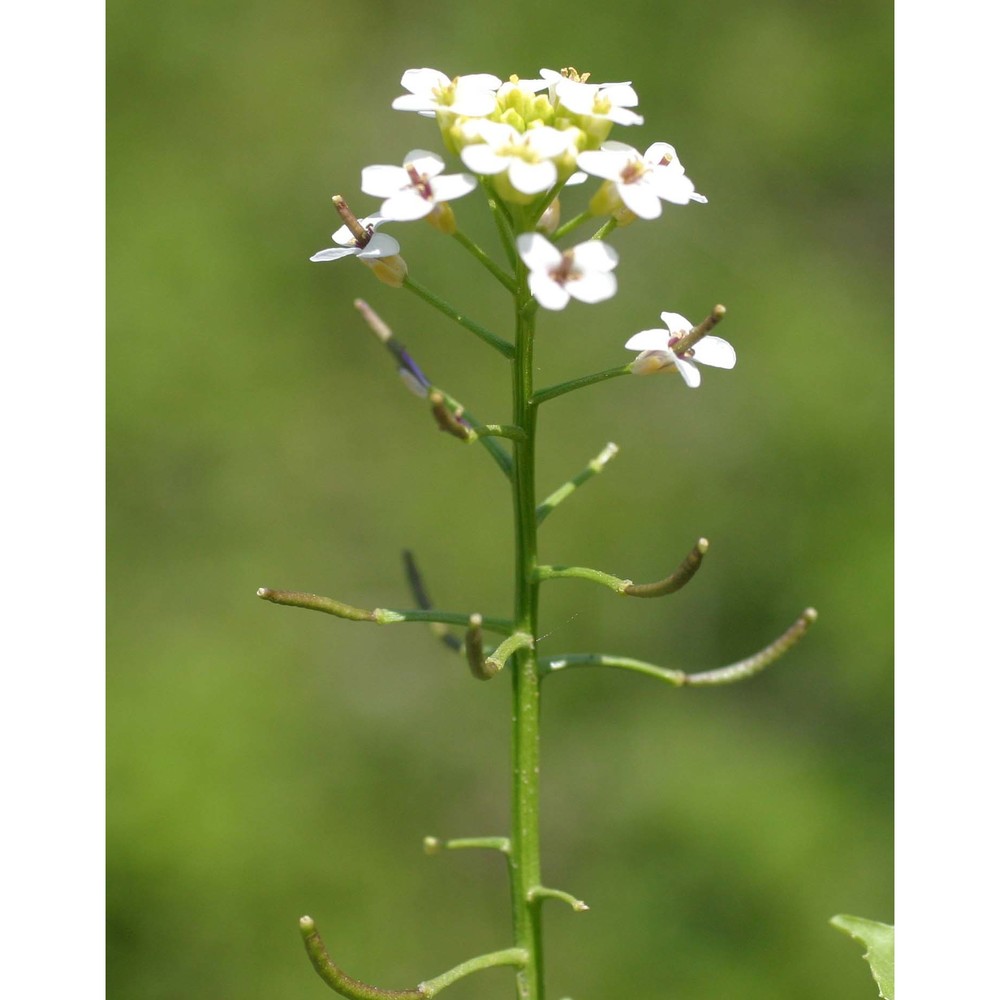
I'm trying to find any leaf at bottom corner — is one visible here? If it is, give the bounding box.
[830,913,894,999]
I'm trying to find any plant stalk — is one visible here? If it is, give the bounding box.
[509,250,544,1000]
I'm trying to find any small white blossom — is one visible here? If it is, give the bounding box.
[552,78,643,126]
[392,68,501,118]
[577,141,707,219]
[538,68,630,99]
[625,312,735,387]
[517,232,618,310]
[460,121,575,195]
[309,214,399,262]
[361,150,477,221]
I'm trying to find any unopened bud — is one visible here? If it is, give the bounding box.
[612,205,638,228]
[588,180,622,218]
[537,198,561,235]
[630,352,675,376]
[426,202,457,236]
[361,254,408,287]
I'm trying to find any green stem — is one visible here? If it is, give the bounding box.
[509,247,545,1000]
[419,949,529,997]
[549,211,591,243]
[590,217,619,241]
[531,364,632,406]
[452,229,517,291]
[535,564,629,594]
[256,588,512,634]
[402,276,515,359]
[535,442,619,525]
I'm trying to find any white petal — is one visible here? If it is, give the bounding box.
[524,126,573,158]
[674,357,702,387]
[379,191,432,221]
[448,90,498,117]
[529,274,571,310]
[576,149,627,181]
[619,182,663,220]
[601,140,639,154]
[607,107,644,126]
[517,233,562,271]
[572,240,618,272]
[468,120,516,146]
[625,328,671,352]
[429,173,478,201]
[555,80,598,115]
[361,164,409,197]
[690,335,736,369]
[568,271,617,303]
[601,83,639,107]
[310,246,357,261]
[391,94,437,113]
[648,168,698,205]
[399,67,450,95]
[508,157,556,194]
[565,170,588,186]
[356,233,400,258]
[644,142,679,167]
[659,312,692,333]
[403,150,445,176]
[458,73,502,90]
[460,144,509,175]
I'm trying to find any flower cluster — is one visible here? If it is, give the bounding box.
[310,66,733,387]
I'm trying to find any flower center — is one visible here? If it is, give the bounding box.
[405,163,434,202]
[667,335,694,358]
[548,250,581,286]
[620,159,648,185]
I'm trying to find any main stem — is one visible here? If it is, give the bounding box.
[509,254,543,1000]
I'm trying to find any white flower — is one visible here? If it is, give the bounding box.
[625,311,735,387]
[391,68,501,118]
[361,150,477,221]
[517,232,618,310]
[460,121,575,195]
[538,67,631,99]
[577,141,707,218]
[309,214,399,262]
[552,78,643,126]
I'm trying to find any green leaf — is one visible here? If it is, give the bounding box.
[830,914,894,999]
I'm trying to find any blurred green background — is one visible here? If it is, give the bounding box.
[108,1,892,997]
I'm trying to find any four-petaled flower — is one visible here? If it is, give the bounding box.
[625,312,736,387]
[361,150,477,221]
[462,121,575,194]
[551,78,643,126]
[517,233,618,310]
[460,122,576,195]
[577,141,707,218]
[309,214,399,263]
[392,68,502,118]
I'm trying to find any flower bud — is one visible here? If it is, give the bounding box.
[537,198,561,235]
[588,179,622,218]
[630,351,675,376]
[361,254,408,287]
[612,205,638,227]
[426,202,457,236]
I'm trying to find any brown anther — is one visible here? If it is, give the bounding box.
[404,163,433,201]
[620,161,646,185]
[548,250,579,285]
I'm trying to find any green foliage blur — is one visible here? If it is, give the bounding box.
[107,1,892,997]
